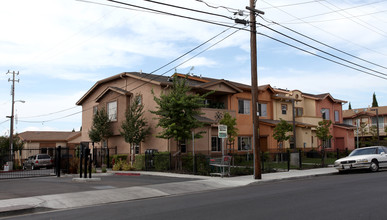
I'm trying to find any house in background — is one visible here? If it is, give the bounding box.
[343,106,387,144]
[271,89,355,151]
[18,131,81,159]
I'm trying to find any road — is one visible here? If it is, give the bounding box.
[5,171,387,220]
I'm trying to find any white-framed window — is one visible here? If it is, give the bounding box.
[180,140,186,153]
[321,108,330,120]
[238,136,252,151]
[238,99,250,115]
[133,144,140,154]
[211,136,222,152]
[334,110,339,122]
[258,103,267,117]
[281,104,287,115]
[107,101,117,121]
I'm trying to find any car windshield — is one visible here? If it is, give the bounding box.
[349,148,377,156]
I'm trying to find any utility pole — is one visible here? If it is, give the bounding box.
[6,70,19,168]
[247,1,264,180]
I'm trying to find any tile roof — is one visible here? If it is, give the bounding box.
[18,131,81,142]
[343,106,387,118]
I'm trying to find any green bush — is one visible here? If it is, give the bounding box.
[195,154,210,175]
[134,154,145,170]
[154,152,170,171]
[230,166,253,176]
[181,153,194,173]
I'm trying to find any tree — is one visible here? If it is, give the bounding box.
[273,119,293,150]
[89,107,112,149]
[151,75,211,151]
[0,135,24,152]
[316,120,332,167]
[348,102,352,110]
[372,92,379,107]
[219,112,238,153]
[369,125,378,142]
[121,95,150,164]
[359,121,368,146]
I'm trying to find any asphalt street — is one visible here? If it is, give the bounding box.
[0,174,200,200]
[4,170,386,220]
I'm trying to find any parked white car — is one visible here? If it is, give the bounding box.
[334,146,387,173]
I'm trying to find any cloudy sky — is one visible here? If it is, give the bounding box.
[1,0,386,135]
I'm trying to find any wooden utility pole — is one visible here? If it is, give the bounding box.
[247,1,264,179]
[6,70,19,166]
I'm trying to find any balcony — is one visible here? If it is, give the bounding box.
[200,108,236,123]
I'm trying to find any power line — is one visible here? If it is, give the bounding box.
[142,0,233,20]
[257,22,387,77]
[194,0,242,14]
[260,0,325,10]
[260,0,387,57]
[284,0,386,22]
[316,1,387,38]
[258,32,387,80]
[259,16,387,71]
[18,106,79,119]
[281,9,387,24]
[106,0,239,29]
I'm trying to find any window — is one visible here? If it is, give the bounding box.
[281,104,287,115]
[258,103,267,117]
[93,106,98,115]
[133,144,140,154]
[334,110,339,122]
[107,101,117,121]
[295,107,303,117]
[371,117,384,129]
[211,137,222,152]
[323,139,331,149]
[238,136,252,151]
[238,99,250,114]
[321,108,330,120]
[180,140,186,153]
[343,119,353,125]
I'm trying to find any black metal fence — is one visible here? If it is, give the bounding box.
[0,147,72,179]
[135,148,351,176]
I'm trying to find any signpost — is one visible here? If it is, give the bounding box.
[218,125,227,177]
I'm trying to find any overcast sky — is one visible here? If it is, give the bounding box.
[1,0,386,135]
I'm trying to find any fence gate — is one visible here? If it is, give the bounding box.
[0,147,71,179]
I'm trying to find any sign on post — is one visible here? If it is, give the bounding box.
[218,124,227,139]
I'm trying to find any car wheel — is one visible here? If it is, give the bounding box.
[370,160,379,172]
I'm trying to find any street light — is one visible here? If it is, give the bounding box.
[370,108,380,145]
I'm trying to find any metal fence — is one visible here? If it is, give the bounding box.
[0,148,72,179]
[137,148,352,176]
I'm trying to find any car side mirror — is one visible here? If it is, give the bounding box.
[381,152,386,155]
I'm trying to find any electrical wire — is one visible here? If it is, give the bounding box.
[258,32,387,80]
[259,15,387,70]
[260,0,387,57]
[107,0,239,30]
[194,0,242,14]
[260,0,325,10]
[316,1,387,38]
[16,24,244,124]
[257,22,387,77]
[18,106,79,119]
[142,0,233,20]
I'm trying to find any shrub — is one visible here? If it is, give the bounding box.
[154,152,170,171]
[134,154,145,170]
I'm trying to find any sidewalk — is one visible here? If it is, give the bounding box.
[0,168,338,216]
